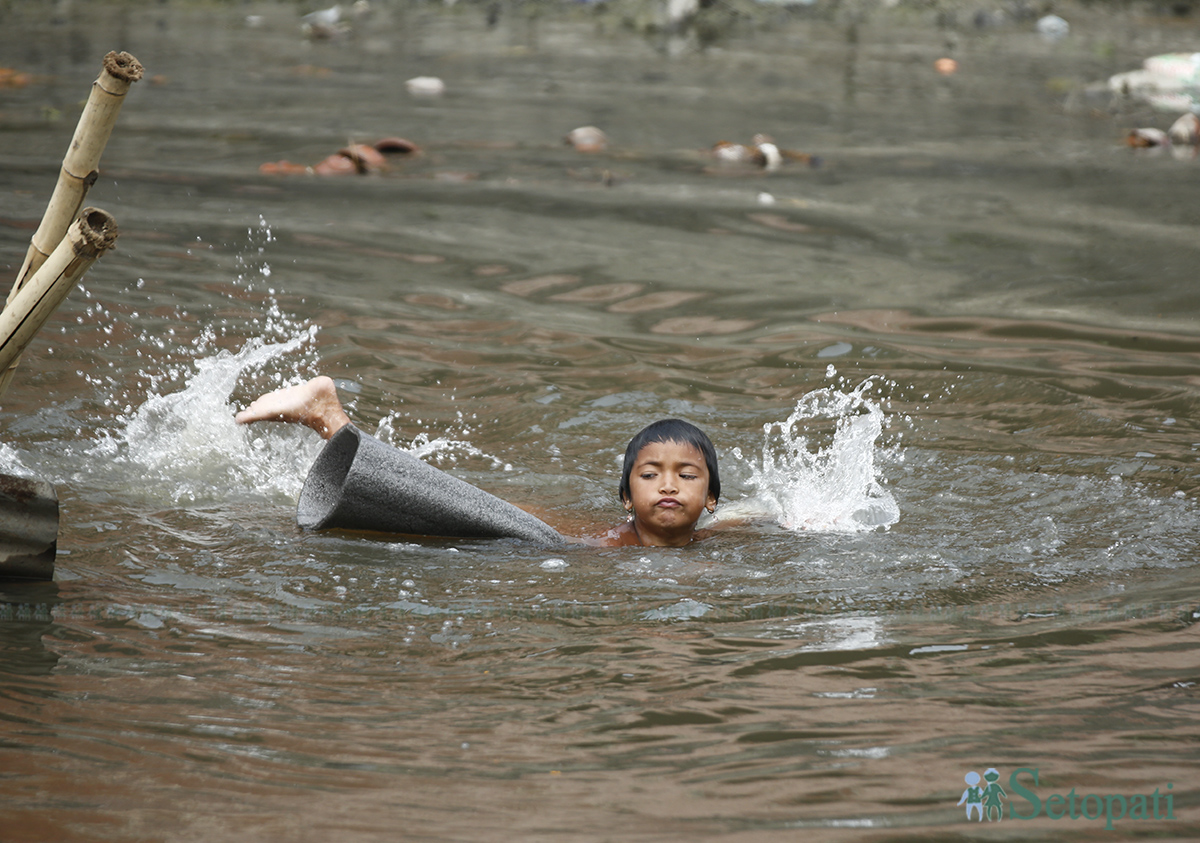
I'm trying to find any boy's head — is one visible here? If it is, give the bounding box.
[619,419,720,506]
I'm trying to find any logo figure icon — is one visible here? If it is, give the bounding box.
[958,771,984,820]
[982,767,1007,821]
[958,768,1007,822]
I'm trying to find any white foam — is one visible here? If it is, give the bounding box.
[84,218,325,506]
[728,376,900,533]
[91,333,322,505]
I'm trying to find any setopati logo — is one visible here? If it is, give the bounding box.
[957,767,1176,830]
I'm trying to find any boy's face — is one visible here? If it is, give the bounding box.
[623,439,716,546]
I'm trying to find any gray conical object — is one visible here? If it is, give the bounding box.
[297,425,565,545]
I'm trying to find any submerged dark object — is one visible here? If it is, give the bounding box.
[0,473,58,581]
[297,425,565,545]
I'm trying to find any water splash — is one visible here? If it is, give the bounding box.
[90,332,323,505]
[0,441,35,479]
[84,218,325,506]
[377,410,510,471]
[723,374,900,533]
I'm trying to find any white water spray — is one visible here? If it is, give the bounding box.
[92,332,322,505]
[86,218,325,505]
[720,374,900,533]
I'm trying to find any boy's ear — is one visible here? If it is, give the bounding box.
[706,493,717,513]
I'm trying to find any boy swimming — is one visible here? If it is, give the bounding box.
[236,377,720,547]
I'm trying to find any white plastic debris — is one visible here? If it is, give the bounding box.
[405,76,446,97]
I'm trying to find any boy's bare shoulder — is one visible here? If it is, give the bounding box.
[579,521,642,547]
[577,521,722,547]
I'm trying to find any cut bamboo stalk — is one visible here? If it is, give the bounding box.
[9,51,142,294]
[0,208,119,375]
[0,50,141,396]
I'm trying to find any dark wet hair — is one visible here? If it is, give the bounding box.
[619,419,720,504]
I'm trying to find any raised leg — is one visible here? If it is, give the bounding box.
[235,375,351,440]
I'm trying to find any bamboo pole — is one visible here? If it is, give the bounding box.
[0,50,142,395]
[0,208,119,375]
[10,51,142,291]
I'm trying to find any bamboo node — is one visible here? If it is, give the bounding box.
[74,208,119,256]
[103,51,144,84]
[60,166,100,185]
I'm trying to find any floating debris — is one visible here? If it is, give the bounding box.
[301,2,371,39]
[301,4,346,38]
[712,135,780,169]
[374,136,421,154]
[1036,14,1069,43]
[1126,127,1169,148]
[1109,52,1200,112]
[405,76,446,97]
[709,133,818,172]
[0,67,32,88]
[564,125,608,153]
[259,137,420,176]
[1168,112,1200,145]
[313,143,387,175]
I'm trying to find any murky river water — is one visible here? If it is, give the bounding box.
[2,0,1199,839]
